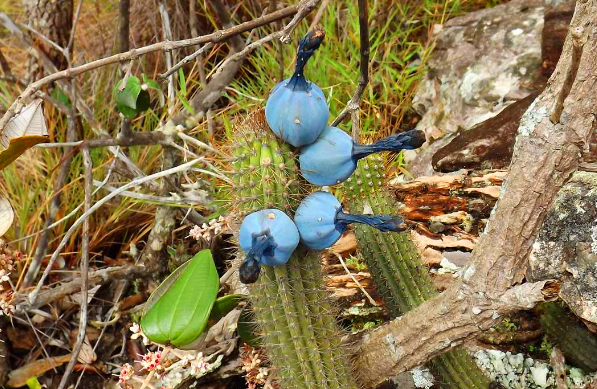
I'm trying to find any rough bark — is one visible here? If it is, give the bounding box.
[23,0,73,79]
[355,1,596,386]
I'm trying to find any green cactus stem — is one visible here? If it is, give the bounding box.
[540,302,597,372]
[226,110,357,389]
[344,155,492,389]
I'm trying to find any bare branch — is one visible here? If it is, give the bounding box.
[330,0,369,141]
[0,2,313,133]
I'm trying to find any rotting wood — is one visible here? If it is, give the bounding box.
[355,1,596,386]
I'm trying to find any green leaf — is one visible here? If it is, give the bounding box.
[178,68,187,96]
[116,76,142,109]
[237,306,261,347]
[142,74,162,91]
[115,76,150,119]
[208,294,243,325]
[141,249,219,347]
[26,377,42,389]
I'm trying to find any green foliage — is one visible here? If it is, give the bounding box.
[208,294,243,325]
[345,254,368,272]
[115,75,151,119]
[26,377,42,389]
[539,336,554,358]
[140,250,219,348]
[501,318,518,331]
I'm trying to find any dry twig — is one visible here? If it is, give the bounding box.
[56,148,92,389]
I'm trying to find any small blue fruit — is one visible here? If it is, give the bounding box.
[265,27,329,147]
[238,209,300,284]
[294,191,406,250]
[300,127,426,186]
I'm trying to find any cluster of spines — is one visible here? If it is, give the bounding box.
[540,302,597,372]
[344,155,492,389]
[226,110,357,389]
[251,250,355,389]
[228,110,303,216]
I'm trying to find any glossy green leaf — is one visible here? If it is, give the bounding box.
[140,249,219,347]
[208,294,243,325]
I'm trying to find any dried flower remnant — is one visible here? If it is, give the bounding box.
[130,322,150,345]
[189,216,227,242]
[241,345,273,389]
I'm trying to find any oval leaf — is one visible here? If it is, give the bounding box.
[0,135,49,171]
[140,250,219,347]
[208,294,243,326]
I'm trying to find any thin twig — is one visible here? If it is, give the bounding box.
[56,148,92,389]
[27,158,202,306]
[160,43,213,80]
[308,0,330,31]
[22,37,80,288]
[66,0,84,54]
[330,0,369,141]
[93,180,207,206]
[332,252,377,306]
[20,23,66,56]
[118,0,133,140]
[159,2,176,113]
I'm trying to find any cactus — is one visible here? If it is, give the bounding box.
[540,302,597,372]
[225,110,358,389]
[344,155,492,389]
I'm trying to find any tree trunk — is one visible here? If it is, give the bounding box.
[23,0,73,79]
[355,0,597,386]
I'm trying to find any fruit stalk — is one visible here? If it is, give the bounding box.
[344,156,492,389]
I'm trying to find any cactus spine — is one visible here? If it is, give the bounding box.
[227,111,357,389]
[344,155,492,389]
[540,303,597,372]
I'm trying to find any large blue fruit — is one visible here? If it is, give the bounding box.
[300,127,426,186]
[238,209,300,283]
[294,191,406,250]
[265,27,329,147]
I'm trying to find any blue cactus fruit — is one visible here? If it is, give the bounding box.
[265,27,329,147]
[294,191,406,250]
[300,126,426,186]
[238,209,300,284]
